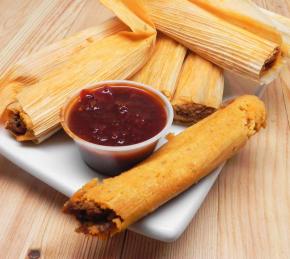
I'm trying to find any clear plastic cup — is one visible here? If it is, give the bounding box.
[60,80,174,176]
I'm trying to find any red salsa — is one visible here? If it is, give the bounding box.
[68,85,167,146]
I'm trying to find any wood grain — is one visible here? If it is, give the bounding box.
[0,0,88,74]
[281,65,290,127]
[0,0,289,258]
[0,0,45,48]
[218,83,290,259]
[67,0,113,35]
[0,156,126,259]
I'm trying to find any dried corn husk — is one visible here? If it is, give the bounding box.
[146,0,286,83]
[131,33,186,100]
[0,18,127,117]
[3,0,156,143]
[172,53,224,124]
[189,0,283,45]
[190,1,290,57]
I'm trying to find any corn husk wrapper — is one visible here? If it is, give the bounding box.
[173,53,224,124]
[131,33,186,100]
[190,0,290,58]
[189,0,283,45]
[190,1,290,57]
[63,95,266,238]
[0,18,127,118]
[3,0,156,143]
[191,1,290,57]
[146,0,286,83]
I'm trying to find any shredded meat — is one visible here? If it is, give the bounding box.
[174,104,216,124]
[6,113,27,135]
[261,47,280,73]
[64,203,120,236]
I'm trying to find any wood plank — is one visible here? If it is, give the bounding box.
[67,0,114,35]
[0,0,89,74]
[0,0,43,49]
[280,65,290,127]
[0,156,126,259]
[217,81,290,259]
[255,0,290,15]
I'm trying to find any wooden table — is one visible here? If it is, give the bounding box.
[0,1,289,258]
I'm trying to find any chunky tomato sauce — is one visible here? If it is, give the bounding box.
[68,85,167,146]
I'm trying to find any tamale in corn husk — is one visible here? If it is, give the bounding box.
[189,0,283,44]
[2,0,156,143]
[146,0,287,83]
[0,18,127,118]
[131,33,186,100]
[63,95,266,238]
[172,53,224,124]
[131,35,224,124]
[190,1,290,57]
[259,8,290,57]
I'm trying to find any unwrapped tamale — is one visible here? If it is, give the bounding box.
[131,33,186,100]
[63,95,266,238]
[2,0,156,143]
[172,53,224,124]
[146,0,287,83]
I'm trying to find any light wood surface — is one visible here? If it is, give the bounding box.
[0,1,289,258]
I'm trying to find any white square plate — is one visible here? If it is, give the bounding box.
[0,71,266,242]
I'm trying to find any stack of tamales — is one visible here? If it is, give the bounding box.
[0,0,289,142]
[131,34,224,124]
[146,0,289,82]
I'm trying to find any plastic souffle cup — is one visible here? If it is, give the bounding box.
[60,80,174,176]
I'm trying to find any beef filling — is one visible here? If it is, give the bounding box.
[66,205,120,235]
[6,113,27,135]
[175,105,216,123]
[262,47,280,73]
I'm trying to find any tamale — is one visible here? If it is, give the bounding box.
[191,1,290,57]
[190,1,290,57]
[2,0,156,143]
[131,33,186,100]
[0,18,127,118]
[63,95,266,238]
[260,8,290,57]
[146,0,286,83]
[172,53,224,124]
[189,0,283,45]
